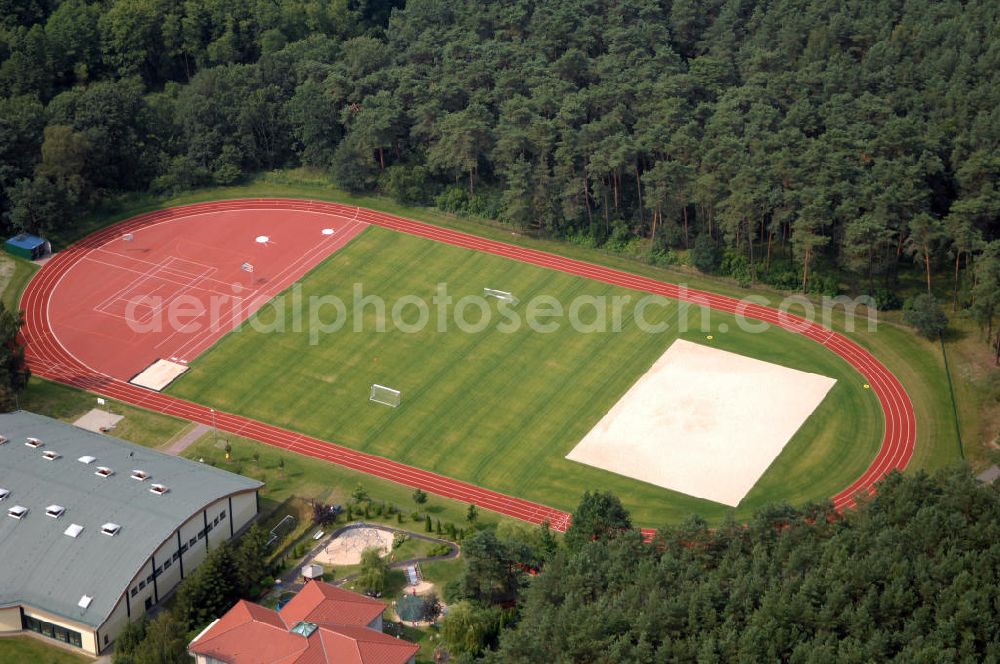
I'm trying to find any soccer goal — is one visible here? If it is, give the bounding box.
[369,384,401,408]
[484,288,516,303]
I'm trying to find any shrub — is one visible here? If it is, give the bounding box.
[719,249,751,287]
[312,503,341,526]
[807,273,840,297]
[869,287,903,311]
[380,164,433,205]
[566,231,599,249]
[435,185,468,214]
[903,294,949,339]
[690,234,721,273]
[762,269,799,291]
[649,247,679,267]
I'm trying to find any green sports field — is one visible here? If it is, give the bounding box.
[169,226,882,525]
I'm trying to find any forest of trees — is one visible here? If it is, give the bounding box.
[1,0,999,351]
[438,470,1000,662]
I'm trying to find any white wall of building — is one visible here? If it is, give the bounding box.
[6,488,258,656]
[0,607,21,633]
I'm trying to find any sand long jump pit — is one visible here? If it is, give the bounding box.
[566,339,836,506]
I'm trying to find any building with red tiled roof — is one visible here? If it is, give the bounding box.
[280,579,387,631]
[188,580,418,664]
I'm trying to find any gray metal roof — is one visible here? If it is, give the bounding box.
[0,411,261,628]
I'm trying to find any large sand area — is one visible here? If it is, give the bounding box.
[566,339,836,506]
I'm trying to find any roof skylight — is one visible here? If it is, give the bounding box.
[149,484,168,495]
[130,470,150,481]
[101,523,121,536]
[42,450,61,461]
[7,505,28,519]
[0,435,8,444]
[95,466,114,478]
[64,523,84,538]
[290,622,318,638]
[25,437,42,448]
[45,505,65,518]
[78,595,93,609]
[78,455,96,464]
[0,488,8,501]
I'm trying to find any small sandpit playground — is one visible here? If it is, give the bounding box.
[312,526,394,566]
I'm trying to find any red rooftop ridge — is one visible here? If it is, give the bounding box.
[188,580,418,664]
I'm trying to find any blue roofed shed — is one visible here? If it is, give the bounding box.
[4,233,50,260]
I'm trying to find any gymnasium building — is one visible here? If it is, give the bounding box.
[0,411,262,656]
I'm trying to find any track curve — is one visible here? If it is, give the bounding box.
[19,199,916,536]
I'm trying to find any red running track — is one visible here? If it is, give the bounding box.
[19,199,915,537]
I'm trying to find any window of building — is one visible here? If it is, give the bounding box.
[131,587,138,598]
[220,510,226,519]
[172,552,179,561]
[189,537,196,547]
[138,580,145,591]
[22,615,82,649]
[197,531,204,540]
[146,574,153,584]
[180,544,188,554]
[213,516,219,526]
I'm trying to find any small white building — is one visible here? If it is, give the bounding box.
[0,411,262,656]
[302,563,324,580]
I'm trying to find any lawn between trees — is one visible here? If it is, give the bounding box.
[168,224,882,525]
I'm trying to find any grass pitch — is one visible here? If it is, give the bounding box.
[169,226,881,525]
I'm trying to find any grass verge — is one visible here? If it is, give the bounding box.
[0,637,93,664]
[182,431,514,530]
[19,377,190,448]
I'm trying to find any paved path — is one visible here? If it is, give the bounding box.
[164,422,211,455]
[19,199,917,538]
